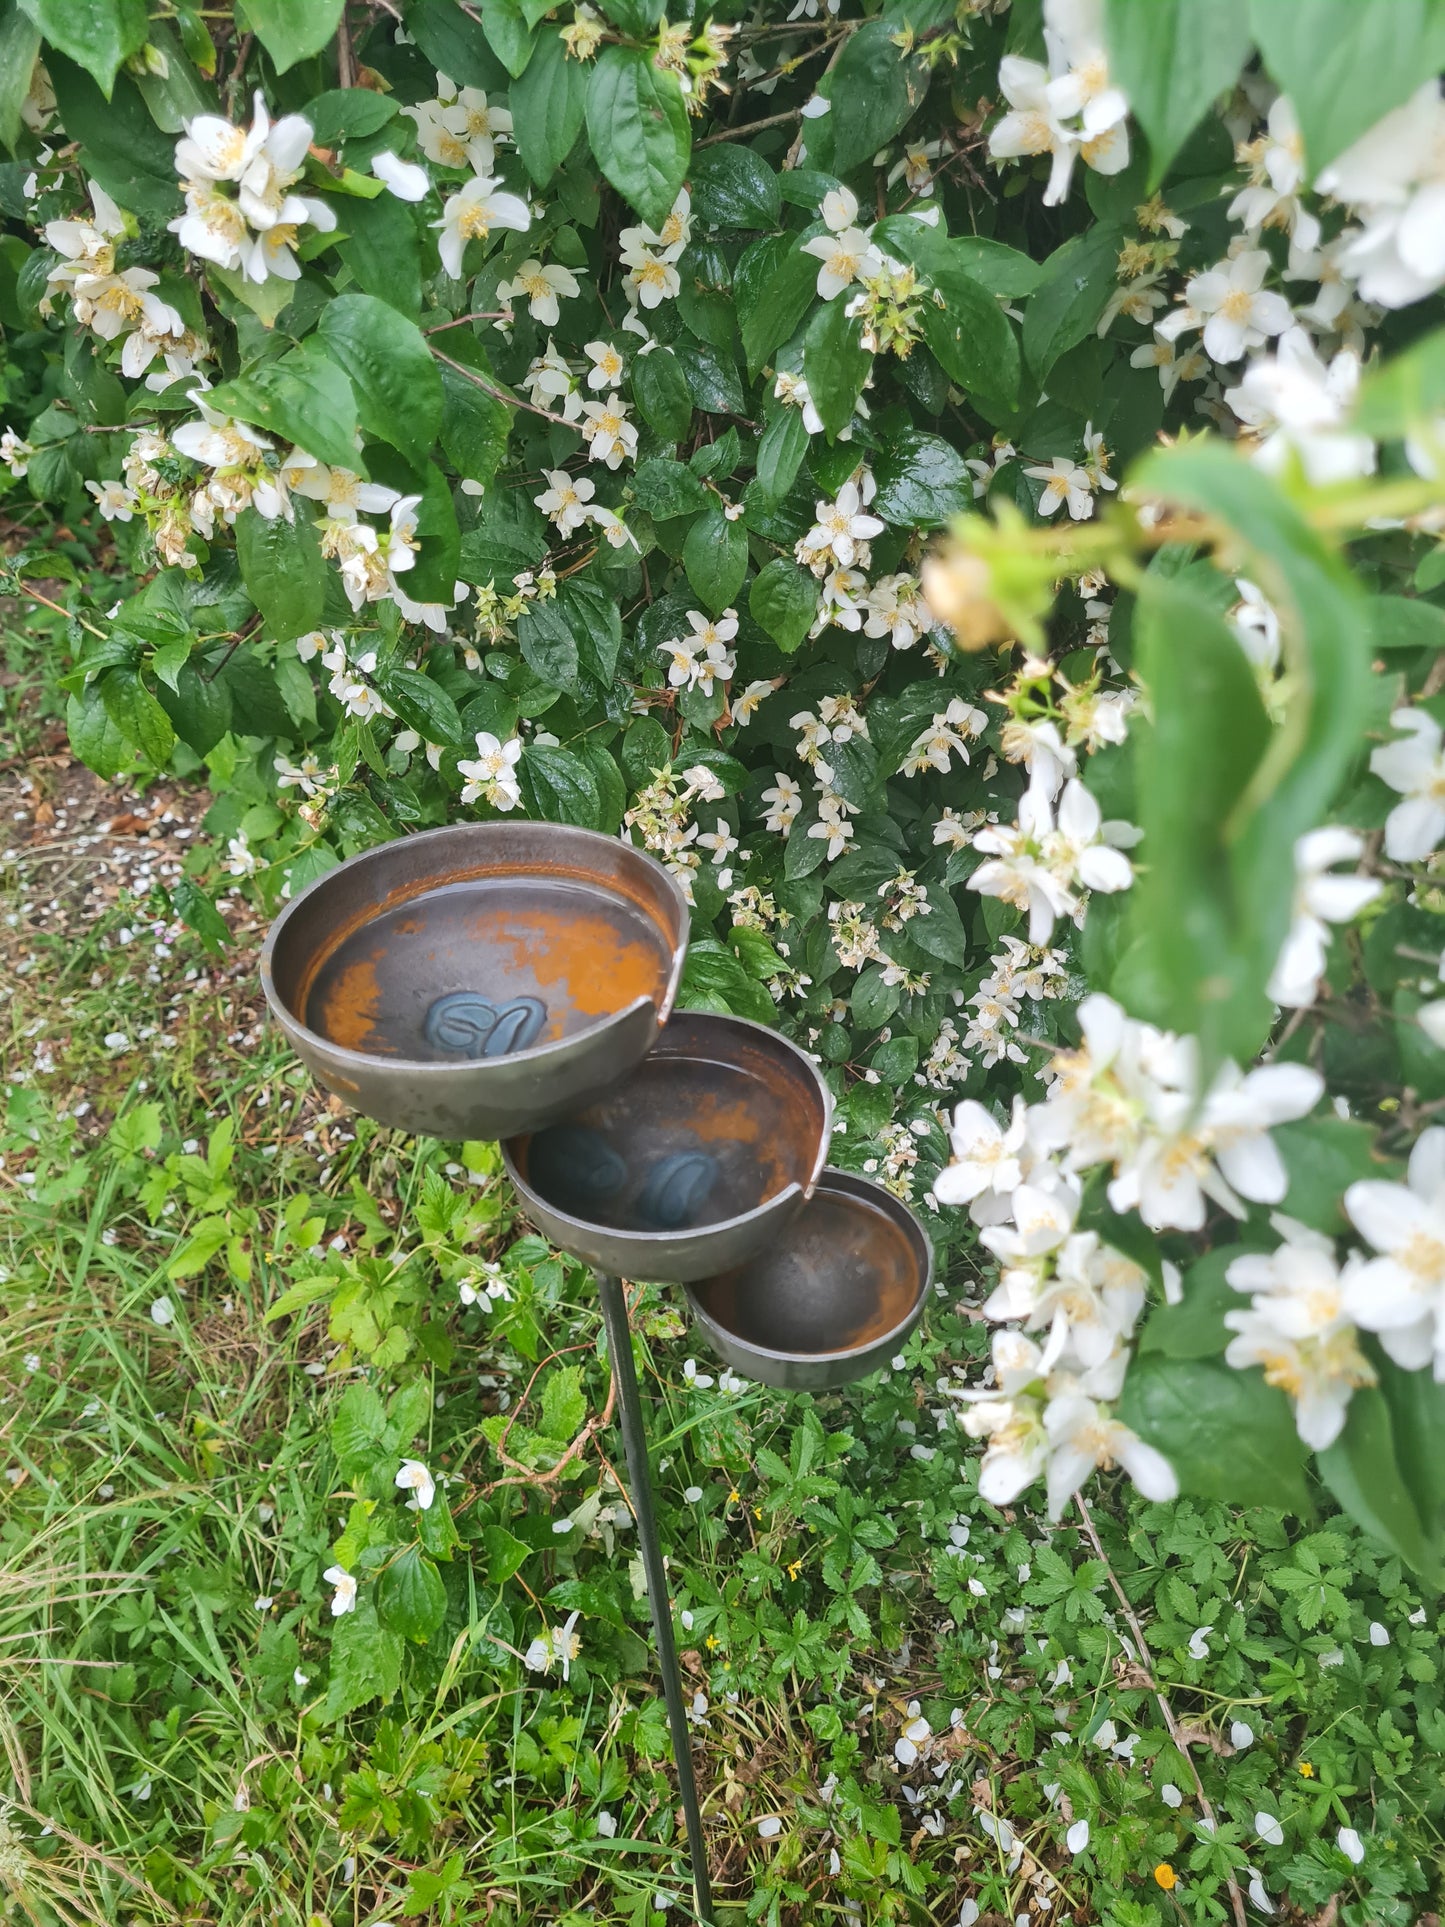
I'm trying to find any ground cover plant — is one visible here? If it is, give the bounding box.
[1,0,1445,1919]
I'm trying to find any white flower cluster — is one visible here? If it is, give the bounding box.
[622,761,730,901]
[936,992,1327,1509]
[989,0,1129,208]
[170,91,337,285]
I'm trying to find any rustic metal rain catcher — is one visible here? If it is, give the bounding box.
[261,821,932,1924]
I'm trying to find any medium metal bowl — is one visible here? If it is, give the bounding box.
[502,1011,832,1281]
[683,1169,932,1389]
[260,823,688,1141]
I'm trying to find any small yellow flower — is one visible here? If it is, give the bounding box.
[1299,1761,1315,1778]
[1154,1863,1177,1891]
[705,1634,720,1650]
[727,1488,741,1505]
[786,1559,803,1581]
[752,1506,762,1520]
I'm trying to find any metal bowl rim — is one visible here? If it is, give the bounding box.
[681,1167,933,1366]
[257,822,690,1076]
[500,1009,835,1244]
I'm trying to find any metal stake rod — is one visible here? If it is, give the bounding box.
[595,1271,716,1925]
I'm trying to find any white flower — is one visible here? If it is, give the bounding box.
[989,57,1078,206]
[1337,1826,1366,1864]
[458,730,524,810]
[807,794,857,861]
[802,482,883,568]
[1371,706,1445,861]
[404,84,511,171]
[170,92,334,283]
[86,478,136,522]
[523,339,583,421]
[534,466,595,536]
[801,225,882,301]
[395,1458,436,1511]
[1025,455,1097,520]
[821,185,858,232]
[1043,1391,1177,1519]
[1231,577,1282,673]
[1158,249,1293,363]
[149,1295,175,1326]
[584,339,624,389]
[1255,1811,1284,1847]
[1066,1818,1090,1855]
[1231,1720,1255,1749]
[434,174,530,278]
[864,573,935,651]
[1316,81,1445,308]
[1268,827,1382,1007]
[1225,329,1375,484]
[761,773,802,836]
[525,1609,582,1681]
[287,452,401,523]
[581,395,638,469]
[370,149,430,201]
[697,819,738,866]
[620,232,682,308]
[1,428,34,477]
[1226,1224,1375,1449]
[498,258,582,327]
[935,1099,1027,1216]
[968,781,1133,945]
[323,1564,357,1615]
[1343,1126,1445,1378]
[658,609,737,694]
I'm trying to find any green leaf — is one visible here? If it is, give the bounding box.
[1128,573,1272,1060]
[380,667,464,746]
[1250,0,1445,172]
[871,431,977,527]
[689,143,781,230]
[1354,326,1445,440]
[802,299,870,441]
[18,0,146,94]
[478,0,533,76]
[101,669,176,767]
[560,577,623,685]
[632,455,708,520]
[238,0,343,72]
[749,558,818,655]
[1103,0,1253,185]
[737,235,817,379]
[1317,1387,1438,1583]
[440,362,510,488]
[483,1524,530,1584]
[156,663,233,757]
[376,1545,448,1641]
[1377,1355,1445,1548]
[1275,1116,1393,1235]
[516,598,579,694]
[235,506,325,643]
[585,46,690,231]
[822,19,929,175]
[46,57,181,217]
[682,501,748,613]
[520,742,602,827]
[1022,225,1125,383]
[1118,1355,1311,1512]
[0,0,41,151]
[304,88,399,145]
[172,876,232,953]
[620,716,671,789]
[755,408,809,502]
[1369,593,1445,653]
[401,459,460,605]
[1136,1248,1241,1360]
[331,190,424,317]
[316,295,443,471]
[675,341,746,418]
[510,27,585,183]
[325,1597,403,1720]
[418,1490,461,1559]
[631,347,693,443]
[67,682,133,779]
[539,1364,586,1441]
[919,266,1020,413]
[407,0,508,90]
[211,345,360,474]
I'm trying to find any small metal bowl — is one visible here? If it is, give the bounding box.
[502,1011,832,1281]
[683,1170,932,1390]
[260,823,688,1141]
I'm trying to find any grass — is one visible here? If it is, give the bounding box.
[1,632,1440,1927]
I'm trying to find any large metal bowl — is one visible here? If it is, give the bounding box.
[260,823,689,1141]
[683,1169,932,1389]
[502,1011,832,1281]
